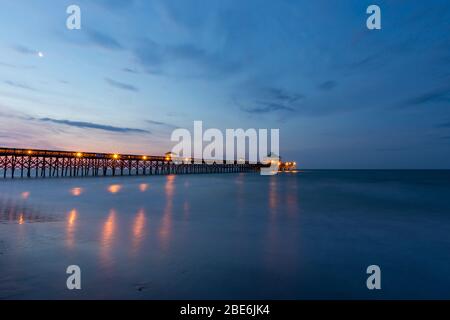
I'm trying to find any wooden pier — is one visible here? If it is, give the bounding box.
[0,147,267,179]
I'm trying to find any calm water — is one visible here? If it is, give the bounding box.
[0,170,450,299]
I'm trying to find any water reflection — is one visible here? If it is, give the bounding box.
[20,192,30,200]
[0,198,57,224]
[159,175,175,248]
[100,209,117,268]
[70,187,83,196]
[139,183,149,192]
[268,177,278,213]
[266,176,279,268]
[131,209,147,255]
[286,176,299,217]
[183,201,190,218]
[235,173,245,213]
[66,209,78,249]
[107,184,122,194]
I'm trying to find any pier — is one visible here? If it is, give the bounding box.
[0,147,267,179]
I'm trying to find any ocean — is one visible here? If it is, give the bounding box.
[0,170,449,299]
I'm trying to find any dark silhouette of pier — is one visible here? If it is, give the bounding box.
[0,147,267,179]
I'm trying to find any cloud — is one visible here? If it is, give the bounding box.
[122,67,139,74]
[86,30,123,50]
[241,102,295,114]
[4,80,36,91]
[133,39,242,77]
[90,0,136,10]
[376,147,410,152]
[403,87,450,107]
[105,78,139,92]
[39,118,149,133]
[318,80,337,91]
[238,87,302,115]
[12,45,39,55]
[436,121,450,128]
[146,119,178,129]
[0,61,36,69]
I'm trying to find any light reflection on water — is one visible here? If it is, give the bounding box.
[107,184,122,194]
[139,183,149,192]
[131,209,147,256]
[159,175,175,249]
[1,171,450,299]
[66,209,77,249]
[21,191,30,200]
[0,197,58,224]
[70,187,83,196]
[100,209,117,269]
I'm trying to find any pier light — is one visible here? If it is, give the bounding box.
[76,152,83,158]
[113,154,119,159]
[27,150,32,155]
[142,155,147,160]
[293,162,296,165]
[165,156,170,161]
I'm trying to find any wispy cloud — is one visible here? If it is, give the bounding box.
[39,118,149,133]
[133,39,242,77]
[86,29,123,50]
[0,61,36,69]
[403,87,450,107]
[238,87,302,115]
[12,44,40,56]
[146,119,178,129]
[105,78,139,92]
[89,0,136,11]
[122,67,139,74]
[241,102,295,114]
[4,80,36,91]
[318,80,337,91]
[436,121,450,128]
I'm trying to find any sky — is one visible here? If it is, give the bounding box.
[0,0,449,168]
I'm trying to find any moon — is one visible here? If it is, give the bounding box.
[37,51,44,58]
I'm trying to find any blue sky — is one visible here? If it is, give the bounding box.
[0,0,449,168]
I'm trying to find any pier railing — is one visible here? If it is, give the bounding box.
[0,147,266,179]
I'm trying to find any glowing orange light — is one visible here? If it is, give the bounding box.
[139,183,149,192]
[18,214,25,225]
[70,187,83,196]
[113,154,119,159]
[100,210,116,265]
[165,156,170,161]
[66,209,78,249]
[27,150,32,155]
[76,152,82,158]
[142,155,147,160]
[21,191,30,199]
[107,184,122,194]
[133,209,146,238]
[68,209,77,225]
